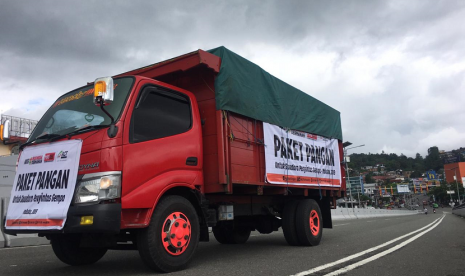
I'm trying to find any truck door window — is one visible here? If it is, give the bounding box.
[130,86,192,143]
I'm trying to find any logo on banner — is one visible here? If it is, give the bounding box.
[291,130,305,138]
[426,170,437,180]
[44,153,55,162]
[57,151,68,161]
[24,156,43,165]
[307,134,317,140]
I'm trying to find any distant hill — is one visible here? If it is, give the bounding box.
[349,146,443,176]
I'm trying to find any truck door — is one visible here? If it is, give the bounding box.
[121,81,202,209]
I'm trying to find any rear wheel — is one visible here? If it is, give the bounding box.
[137,196,200,272]
[51,234,107,266]
[282,200,300,246]
[212,224,251,244]
[295,199,322,246]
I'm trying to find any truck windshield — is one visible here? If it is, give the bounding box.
[28,77,134,142]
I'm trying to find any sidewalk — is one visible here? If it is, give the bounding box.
[0,233,49,247]
[331,207,418,220]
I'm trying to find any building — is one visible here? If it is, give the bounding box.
[444,162,465,184]
[372,175,395,184]
[347,175,364,199]
[1,114,37,156]
[403,171,413,178]
[363,183,377,196]
[0,142,18,156]
[0,155,18,199]
[1,114,37,201]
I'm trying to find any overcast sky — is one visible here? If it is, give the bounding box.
[1,0,464,157]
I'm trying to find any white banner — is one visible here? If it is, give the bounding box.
[397,184,410,193]
[263,122,341,187]
[5,140,82,230]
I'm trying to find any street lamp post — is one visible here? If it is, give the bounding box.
[453,168,461,204]
[449,184,453,202]
[344,151,351,209]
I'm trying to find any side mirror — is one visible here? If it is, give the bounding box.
[1,120,10,141]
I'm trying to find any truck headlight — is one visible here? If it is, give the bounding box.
[75,171,121,204]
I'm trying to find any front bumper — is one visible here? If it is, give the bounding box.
[3,203,121,235]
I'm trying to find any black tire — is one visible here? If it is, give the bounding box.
[212,226,231,244]
[51,234,107,266]
[212,225,251,244]
[282,200,300,246]
[137,195,200,272]
[295,199,323,246]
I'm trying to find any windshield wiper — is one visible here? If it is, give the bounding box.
[37,133,62,140]
[19,133,62,150]
[51,125,109,141]
[20,125,109,150]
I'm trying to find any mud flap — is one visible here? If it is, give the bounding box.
[319,197,333,229]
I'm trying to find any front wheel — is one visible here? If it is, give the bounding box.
[137,195,200,272]
[51,234,107,266]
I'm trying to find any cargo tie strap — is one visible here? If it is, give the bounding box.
[223,111,264,144]
[313,139,322,200]
[222,111,235,141]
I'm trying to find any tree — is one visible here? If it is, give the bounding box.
[349,147,444,178]
[359,194,371,201]
[365,173,375,183]
[428,182,464,205]
[410,171,422,178]
[359,194,372,206]
[425,146,443,171]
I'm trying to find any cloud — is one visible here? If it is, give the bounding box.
[1,0,464,158]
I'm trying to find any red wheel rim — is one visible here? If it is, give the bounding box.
[309,210,320,236]
[161,212,191,256]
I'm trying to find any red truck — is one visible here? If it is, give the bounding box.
[2,47,345,272]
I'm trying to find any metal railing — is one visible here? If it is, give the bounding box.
[452,203,465,218]
[1,114,38,138]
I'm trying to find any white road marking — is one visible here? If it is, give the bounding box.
[366,220,375,222]
[333,224,350,226]
[324,215,446,275]
[290,215,445,276]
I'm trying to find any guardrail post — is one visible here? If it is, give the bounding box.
[1,197,11,248]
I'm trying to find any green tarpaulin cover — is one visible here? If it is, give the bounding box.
[207,46,342,141]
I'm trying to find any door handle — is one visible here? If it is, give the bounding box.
[186,157,198,166]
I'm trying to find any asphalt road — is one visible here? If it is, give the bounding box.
[0,210,464,276]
